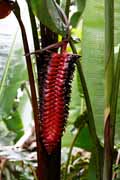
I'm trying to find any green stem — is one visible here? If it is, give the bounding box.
[103,0,114,179]
[56,0,60,4]
[104,0,114,108]
[64,118,86,180]
[110,48,120,177]
[26,0,41,91]
[65,0,71,19]
[26,0,41,61]
[29,165,38,180]
[69,39,102,180]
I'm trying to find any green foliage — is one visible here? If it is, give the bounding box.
[70,0,86,27]
[82,0,120,142]
[0,122,15,146]
[62,68,82,147]
[77,0,86,10]
[82,0,105,138]
[87,147,103,180]
[0,49,27,118]
[0,32,27,143]
[2,161,36,180]
[30,0,67,35]
[61,148,89,180]
[115,0,120,142]
[70,12,82,27]
[75,126,93,151]
[3,111,24,142]
[0,0,120,179]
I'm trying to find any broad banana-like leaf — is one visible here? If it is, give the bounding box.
[0,39,27,118]
[30,0,67,36]
[115,1,120,45]
[82,0,104,138]
[115,1,120,143]
[0,30,27,140]
[82,0,120,140]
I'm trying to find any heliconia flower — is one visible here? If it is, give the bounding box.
[0,1,11,19]
[40,51,79,154]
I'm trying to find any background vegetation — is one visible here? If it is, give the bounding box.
[0,0,120,179]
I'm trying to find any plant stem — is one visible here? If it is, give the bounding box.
[104,0,114,108]
[103,0,114,179]
[29,165,38,180]
[69,39,102,180]
[26,0,41,92]
[40,17,61,180]
[65,0,71,18]
[26,0,41,64]
[56,0,60,4]
[64,118,86,180]
[27,2,60,179]
[110,48,120,178]
[12,2,42,179]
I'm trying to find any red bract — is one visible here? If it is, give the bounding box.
[40,52,79,154]
[0,1,11,19]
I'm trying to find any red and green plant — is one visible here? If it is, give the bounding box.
[0,0,120,180]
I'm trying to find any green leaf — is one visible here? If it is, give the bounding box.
[70,12,82,28]
[0,32,27,142]
[30,0,67,35]
[87,153,97,180]
[62,125,74,147]
[70,0,86,27]
[87,147,103,180]
[0,42,27,118]
[82,0,105,138]
[70,68,82,110]
[115,0,120,142]
[75,125,93,151]
[3,111,24,142]
[77,0,86,12]
[115,1,120,46]
[0,121,16,146]
[62,67,82,147]
[74,110,87,128]
[82,0,120,141]
[18,89,33,131]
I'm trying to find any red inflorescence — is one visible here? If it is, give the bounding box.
[0,1,11,19]
[40,51,79,154]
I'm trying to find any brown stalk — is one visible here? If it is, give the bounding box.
[10,2,44,179]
